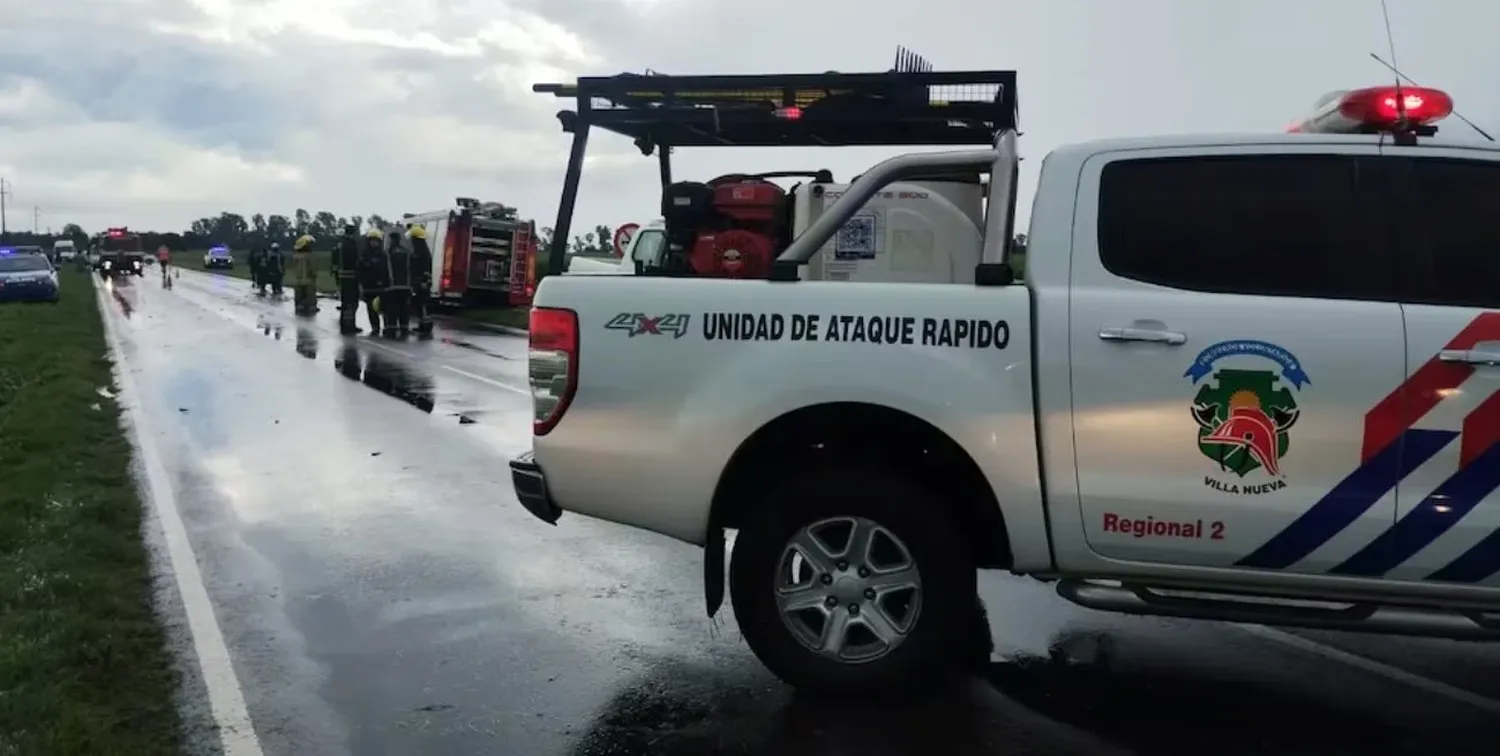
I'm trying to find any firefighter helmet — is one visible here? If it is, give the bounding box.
[293,234,314,251]
[365,229,383,240]
[408,225,427,240]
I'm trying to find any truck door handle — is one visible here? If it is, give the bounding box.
[1099,327,1186,346]
[1439,349,1500,365]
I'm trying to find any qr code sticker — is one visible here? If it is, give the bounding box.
[834,212,878,260]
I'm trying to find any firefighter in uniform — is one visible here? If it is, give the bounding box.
[289,234,318,315]
[261,242,285,296]
[383,227,414,337]
[248,244,264,291]
[408,224,434,336]
[334,225,362,334]
[357,229,390,335]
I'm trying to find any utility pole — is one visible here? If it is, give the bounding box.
[0,177,9,237]
[33,206,39,233]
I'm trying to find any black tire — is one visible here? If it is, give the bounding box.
[729,467,977,698]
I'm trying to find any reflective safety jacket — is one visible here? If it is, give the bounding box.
[289,249,316,286]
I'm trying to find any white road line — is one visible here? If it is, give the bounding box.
[1240,624,1500,714]
[93,281,265,755]
[169,274,533,397]
[360,338,531,395]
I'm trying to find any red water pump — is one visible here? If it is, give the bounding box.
[661,174,789,278]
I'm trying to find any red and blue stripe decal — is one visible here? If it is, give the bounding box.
[1236,312,1500,582]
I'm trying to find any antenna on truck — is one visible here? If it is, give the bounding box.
[1377,0,1408,127]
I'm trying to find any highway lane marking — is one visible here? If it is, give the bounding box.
[362,338,530,396]
[93,280,266,756]
[1240,624,1500,714]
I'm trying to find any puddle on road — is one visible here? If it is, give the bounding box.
[565,658,1020,756]
[339,346,437,414]
[983,629,1481,756]
[239,309,513,426]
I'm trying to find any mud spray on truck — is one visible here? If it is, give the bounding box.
[511,53,1500,699]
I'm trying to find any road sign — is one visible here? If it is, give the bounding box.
[612,223,640,257]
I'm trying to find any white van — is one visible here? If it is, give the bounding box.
[52,240,77,261]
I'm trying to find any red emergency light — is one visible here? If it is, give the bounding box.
[1287,86,1453,135]
[773,106,802,120]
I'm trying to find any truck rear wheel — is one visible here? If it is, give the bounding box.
[729,468,977,698]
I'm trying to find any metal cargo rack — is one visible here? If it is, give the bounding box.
[533,62,1019,275]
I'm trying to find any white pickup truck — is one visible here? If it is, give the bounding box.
[511,84,1500,696]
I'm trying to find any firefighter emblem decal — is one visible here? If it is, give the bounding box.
[1184,340,1309,495]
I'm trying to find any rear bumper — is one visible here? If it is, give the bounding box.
[0,287,58,302]
[509,451,562,525]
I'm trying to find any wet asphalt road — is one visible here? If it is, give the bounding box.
[98,268,1500,755]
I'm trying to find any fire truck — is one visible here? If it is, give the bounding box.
[400,198,539,308]
[93,227,145,277]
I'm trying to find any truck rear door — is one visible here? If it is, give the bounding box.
[467,218,515,291]
[1361,147,1500,587]
[1067,144,1407,574]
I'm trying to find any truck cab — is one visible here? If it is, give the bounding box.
[513,72,1500,698]
[97,227,144,277]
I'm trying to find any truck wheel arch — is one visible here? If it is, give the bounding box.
[702,401,1010,617]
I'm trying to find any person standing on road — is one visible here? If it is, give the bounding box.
[248,244,264,291]
[408,224,434,336]
[334,225,362,335]
[357,229,390,336]
[289,234,318,316]
[260,242,286,297]
[156,244,172,287]
[383,227,413,337]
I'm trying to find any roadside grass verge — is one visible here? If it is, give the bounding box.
[181,249,533,330]
[177,249,337,294]
[0,271,182,755]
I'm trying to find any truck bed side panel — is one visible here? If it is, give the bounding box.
[531,276,1047,554]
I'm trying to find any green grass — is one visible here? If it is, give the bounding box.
[179,249,533,330]
[177,249,337,294]
[0,271,182,755]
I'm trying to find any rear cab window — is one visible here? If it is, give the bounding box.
[630,228,665,267]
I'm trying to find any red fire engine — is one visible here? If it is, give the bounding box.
[400,198,538,308]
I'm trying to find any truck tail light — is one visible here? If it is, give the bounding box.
[529,306,578,435]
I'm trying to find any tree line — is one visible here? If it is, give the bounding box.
[0,204,620,256]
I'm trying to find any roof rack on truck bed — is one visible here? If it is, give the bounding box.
[533,66,1019,276]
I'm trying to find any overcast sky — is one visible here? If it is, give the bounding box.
[0,0,1494,237]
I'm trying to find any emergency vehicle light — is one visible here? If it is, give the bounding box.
[773,106,802,120]
[0,248,13,256]
[1287,86,1453,135]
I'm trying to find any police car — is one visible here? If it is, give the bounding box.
[203,245,234,270]
[512,75,1500,698]
[0,248,60,303]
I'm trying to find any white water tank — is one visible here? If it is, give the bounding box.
[792,180,984,283]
